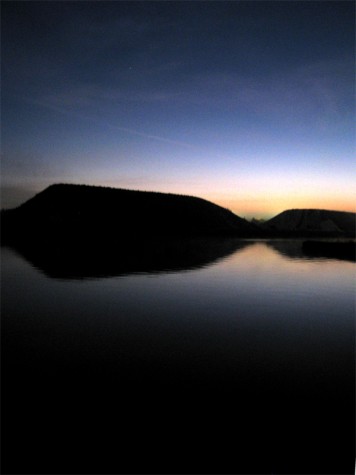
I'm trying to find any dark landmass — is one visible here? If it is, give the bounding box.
[0,184,260,245]
[1,186,355,253]
[263,208,355,237]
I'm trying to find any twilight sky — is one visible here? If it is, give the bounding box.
[1,1,355,218]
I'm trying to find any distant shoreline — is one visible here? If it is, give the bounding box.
[1,184,355,246]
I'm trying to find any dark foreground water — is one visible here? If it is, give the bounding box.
[1,240,355,474]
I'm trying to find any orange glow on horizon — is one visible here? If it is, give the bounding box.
[94,177,356,220]
[14,177,353,222]
[204,193,356,220]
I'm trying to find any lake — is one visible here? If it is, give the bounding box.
[1,240,355,474]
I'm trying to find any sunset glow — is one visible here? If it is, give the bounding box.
[2,2,354,218]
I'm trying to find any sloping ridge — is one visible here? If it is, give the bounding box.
[1,184,259,243]
[265,209,355,236]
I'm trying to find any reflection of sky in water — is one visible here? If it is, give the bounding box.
[203,241,355,302]
[2,241,354,474]
[3,241,354,335]
[3,241,354,402]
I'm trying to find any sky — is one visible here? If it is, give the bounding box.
[1,1,355,218]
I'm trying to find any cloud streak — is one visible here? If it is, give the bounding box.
[24,94,198,150]
[29,55,353,133]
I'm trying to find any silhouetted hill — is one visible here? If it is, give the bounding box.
[264,209,355,237]
[1,184,260,245]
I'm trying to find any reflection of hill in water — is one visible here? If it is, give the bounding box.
[6,239,355,279]
[9,238,251,279]
[267,240,355,263]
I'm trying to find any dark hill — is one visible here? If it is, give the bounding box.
[264,209,355,237]
[1,184,260,245]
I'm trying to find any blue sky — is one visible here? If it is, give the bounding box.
[1,1,355,218]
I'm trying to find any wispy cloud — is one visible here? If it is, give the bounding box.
[24,93,197,150]
[19,55,353,156]
[31,85,185,109]
[181,58,353,122]
[23,55,353,123]
[106,124,197,149]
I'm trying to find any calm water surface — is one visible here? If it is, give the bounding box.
[2,241,355,474]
